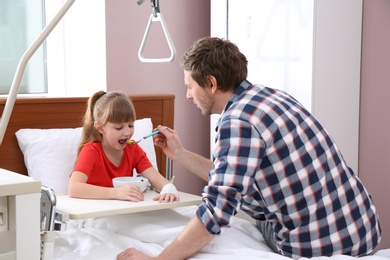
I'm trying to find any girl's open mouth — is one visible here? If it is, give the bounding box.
[118,139,127,144]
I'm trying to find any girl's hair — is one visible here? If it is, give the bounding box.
[78,91,136,154]
[180,37,248,92]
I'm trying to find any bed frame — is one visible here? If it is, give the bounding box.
[0,94,174,178]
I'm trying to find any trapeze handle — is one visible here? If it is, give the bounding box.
[138,13,176,63]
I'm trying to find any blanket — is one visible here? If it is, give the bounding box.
[53,206,390,260]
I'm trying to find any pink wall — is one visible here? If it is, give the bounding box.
[105,0,209,194]
[360,0,390,249]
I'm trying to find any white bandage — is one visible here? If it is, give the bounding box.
[160,183,178,195]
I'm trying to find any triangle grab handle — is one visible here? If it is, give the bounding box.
[138,12,176,63]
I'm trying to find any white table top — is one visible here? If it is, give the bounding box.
[0,168,41,196]
[56,190,202,220]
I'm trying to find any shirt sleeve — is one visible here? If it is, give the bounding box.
[196,118,265,235]
[73,143,100,177]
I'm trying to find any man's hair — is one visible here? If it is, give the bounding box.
[180,37,248,91]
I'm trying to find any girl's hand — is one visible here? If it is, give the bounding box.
[115,185,145,202]
[153,182,180,203]
[153,193,180,203]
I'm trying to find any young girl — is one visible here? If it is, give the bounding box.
[68,91,179,203]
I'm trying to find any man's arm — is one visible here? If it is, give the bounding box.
[173,149,212,182]
[154,125,212,181]
[158,216,215,260]
[117,216,215,260]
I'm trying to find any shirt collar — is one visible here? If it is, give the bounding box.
[222,79,253,114]
[214,80,253,133]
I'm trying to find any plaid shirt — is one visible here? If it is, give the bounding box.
[196,80,381,258]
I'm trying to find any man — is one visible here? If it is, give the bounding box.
[117,37,381,259]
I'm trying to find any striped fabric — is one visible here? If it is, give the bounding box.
[196,80,381,259]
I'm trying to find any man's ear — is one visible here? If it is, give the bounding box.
[207,75,218,93]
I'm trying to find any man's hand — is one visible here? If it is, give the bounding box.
[117,248,155,260]
[153,125,211,182]
[153,126,183,161]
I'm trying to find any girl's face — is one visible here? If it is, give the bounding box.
[97,121,135,150]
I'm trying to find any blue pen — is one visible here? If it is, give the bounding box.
[127,126,168,144]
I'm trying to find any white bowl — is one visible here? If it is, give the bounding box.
[112,176,149,192]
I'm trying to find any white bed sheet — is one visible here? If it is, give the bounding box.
[53,205,390,260]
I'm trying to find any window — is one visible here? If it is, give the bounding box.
[211,0,363,173]
[228,0,313,111]
[0,0,46,94]
[211,0,314,157]
[0,0,106,96]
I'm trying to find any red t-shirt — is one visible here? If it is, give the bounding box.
[73,142,153,187]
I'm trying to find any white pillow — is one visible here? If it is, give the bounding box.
[133,118,158,171]
[15,118,157,195]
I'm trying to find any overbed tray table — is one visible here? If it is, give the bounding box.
[56,190,202,220]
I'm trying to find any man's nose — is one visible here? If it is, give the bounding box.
[186,89,192,99]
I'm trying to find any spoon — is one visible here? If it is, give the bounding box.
[127,126,167,145]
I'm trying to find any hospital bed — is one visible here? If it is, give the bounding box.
[1,94,390,260]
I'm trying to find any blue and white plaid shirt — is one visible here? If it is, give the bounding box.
[196,80,381,258]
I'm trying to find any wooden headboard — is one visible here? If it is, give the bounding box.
[0,94,174,178]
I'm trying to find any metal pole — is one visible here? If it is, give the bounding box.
[0,0,76,144]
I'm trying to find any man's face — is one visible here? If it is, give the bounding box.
[184,71,214,116]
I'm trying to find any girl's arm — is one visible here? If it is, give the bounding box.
[141,167,168,192]
[68,171,144,201]
[141,167,179,202]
